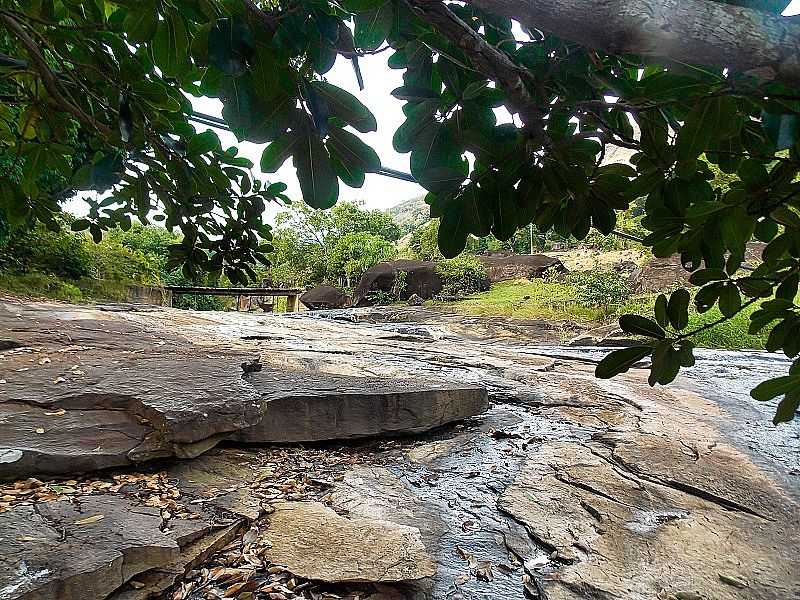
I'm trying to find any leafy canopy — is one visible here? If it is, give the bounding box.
[1,0,799,421]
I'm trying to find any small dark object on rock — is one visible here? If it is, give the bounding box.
[489,428,522,439]
[407,294,424,306]
[241,358,262,375]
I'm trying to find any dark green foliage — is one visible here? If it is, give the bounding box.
[436,255,490,298]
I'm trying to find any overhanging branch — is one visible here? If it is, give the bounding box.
[464,0,800,87]
[404,0,545,137]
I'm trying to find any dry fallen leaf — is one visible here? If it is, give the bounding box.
[44,409,66,416]
[74,514,105,525]
[475,561,494,582]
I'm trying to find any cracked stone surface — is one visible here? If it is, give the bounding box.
[1,298,798,600]
[261,501,436,583]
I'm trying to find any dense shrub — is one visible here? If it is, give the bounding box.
[563,270,632,307]
[436,255,490,298]
[86,242,161,284]
[0,220,93,278]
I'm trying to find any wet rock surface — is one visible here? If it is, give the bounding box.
[1,298,798,600]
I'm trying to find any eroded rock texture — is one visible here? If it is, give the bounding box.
[0,299,798,600]
[261,501,436,582]
[0,302,487,480]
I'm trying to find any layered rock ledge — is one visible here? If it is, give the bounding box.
[0,302,487,480]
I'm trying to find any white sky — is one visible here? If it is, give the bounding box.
[64,53,422,222]
[63,0,800,221]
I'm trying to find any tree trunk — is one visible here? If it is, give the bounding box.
[464,0,800,87]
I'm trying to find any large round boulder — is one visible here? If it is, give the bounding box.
[300,285,349,310]
[353,260,442,307]
[477,253,566,282]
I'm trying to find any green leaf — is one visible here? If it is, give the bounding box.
[311,82,377,133]
[293,134,339,209]
[773,391,800,425]
[491,186,517,241]
[327,127,381,174]
[207,17,254,76]
[667,288,690,330]
[416,167,467,194]
[462,182,492,237]
[595,346,653,379]
[260,132,301,173]
[438,204,468,258]
[776,273,799,301]
[648,341,681,386]
[410,124,466,193]
[654,294,669,328]
[354,3,392,51]
[70,219,91,232]
[619,314,666,339]
[751,376,799,401]
[689,268,728,286]
[718,283,742,318]
[761,112,799,151]
[675,96,738,161]
[187,131,220,156]
[124,4,158,43]
[152,12,189,79]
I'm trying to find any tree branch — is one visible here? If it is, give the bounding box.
[465,0,800,88]
[0,13,112,137]
[404,0,546,137]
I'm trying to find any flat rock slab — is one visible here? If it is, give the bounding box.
[261,501,436,583]
[0,305,487,480]
[0,495,225,600]
[499,442,800,600]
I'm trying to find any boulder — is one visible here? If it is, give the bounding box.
[476,253,565,282]
[406,293,424,306]
[261,501,436,582]
[353,260,441,306]
[300,285,349,310]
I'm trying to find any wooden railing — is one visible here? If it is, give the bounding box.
[164,286,302,312]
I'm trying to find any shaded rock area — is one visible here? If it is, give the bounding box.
[477,253,566,282]
[353,260,441,306]
[634,241,767,293]
[1,298,798,600]
[300,285,349,310]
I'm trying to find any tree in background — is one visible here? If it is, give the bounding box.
[1,0,799,420]
[326,232,395,287]
[268,200,398,286]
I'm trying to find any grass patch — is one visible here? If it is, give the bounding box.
[0,272,133,303]
[439,279,611,322]
[685,302,770,350]
[437,277,779,351]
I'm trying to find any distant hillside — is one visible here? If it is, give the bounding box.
[386,196,429,234]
